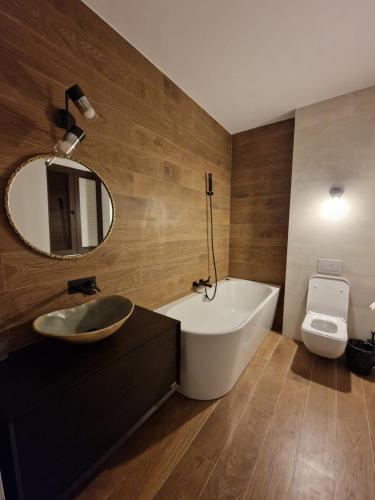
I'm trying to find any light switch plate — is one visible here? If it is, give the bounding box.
[317,258,342,275]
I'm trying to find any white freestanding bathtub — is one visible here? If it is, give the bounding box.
[157,278,280,400]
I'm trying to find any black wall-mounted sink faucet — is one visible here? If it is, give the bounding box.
[68,276,101,296]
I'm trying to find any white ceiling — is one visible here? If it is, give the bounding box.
[84,0,375,133]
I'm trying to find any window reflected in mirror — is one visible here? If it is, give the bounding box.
[5,155,114,259]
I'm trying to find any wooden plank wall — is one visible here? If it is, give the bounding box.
[229,119,295,330]
[0,0,231,349]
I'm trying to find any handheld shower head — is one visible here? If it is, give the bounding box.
[204,172,217,301]
[207,173,214,196]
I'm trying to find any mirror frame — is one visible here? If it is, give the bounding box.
[4,154,115,259]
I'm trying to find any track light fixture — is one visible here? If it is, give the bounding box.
[47,85,95,165]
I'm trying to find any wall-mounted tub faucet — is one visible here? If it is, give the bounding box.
[192,278,212,290]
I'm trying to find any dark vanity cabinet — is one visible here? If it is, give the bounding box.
[0,307,180,500]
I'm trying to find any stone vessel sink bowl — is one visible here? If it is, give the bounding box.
[33,295,134,344]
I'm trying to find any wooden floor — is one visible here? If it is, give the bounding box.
[75,333,375,500]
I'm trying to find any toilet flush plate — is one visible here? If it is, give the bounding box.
[317,258,342,275]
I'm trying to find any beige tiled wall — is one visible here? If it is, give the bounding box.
[283,86,375,340]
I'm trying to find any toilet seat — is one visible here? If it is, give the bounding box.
[302,312,347,342]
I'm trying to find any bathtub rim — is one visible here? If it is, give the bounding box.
[156,277,280,336]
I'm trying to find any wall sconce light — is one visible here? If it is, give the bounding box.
[55,84,96,128]
[46,85,96,166]
[55,125,86,155]
[329,185,344,198]
[321,184,349,221]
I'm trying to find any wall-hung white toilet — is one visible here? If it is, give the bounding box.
[301,274,349,359]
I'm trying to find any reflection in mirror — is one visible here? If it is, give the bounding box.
[5,155,114,258]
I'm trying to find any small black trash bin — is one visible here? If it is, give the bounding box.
[346,339,375,376]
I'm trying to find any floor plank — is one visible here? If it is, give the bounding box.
[335,420,375,500]
[191,356,266,463]
[288,340,315,385]
[361,370,375,469]
[288,461,334,500]
[253,330,280,362]
[245,377,309,500]
[336,357,368,430]
[298,356,336,478]
[334,359,375,500]
[199,405,271,500]
[250,336,297,416]
[153,446,213,500]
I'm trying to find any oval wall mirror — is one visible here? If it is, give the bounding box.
[5,155,115,259]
